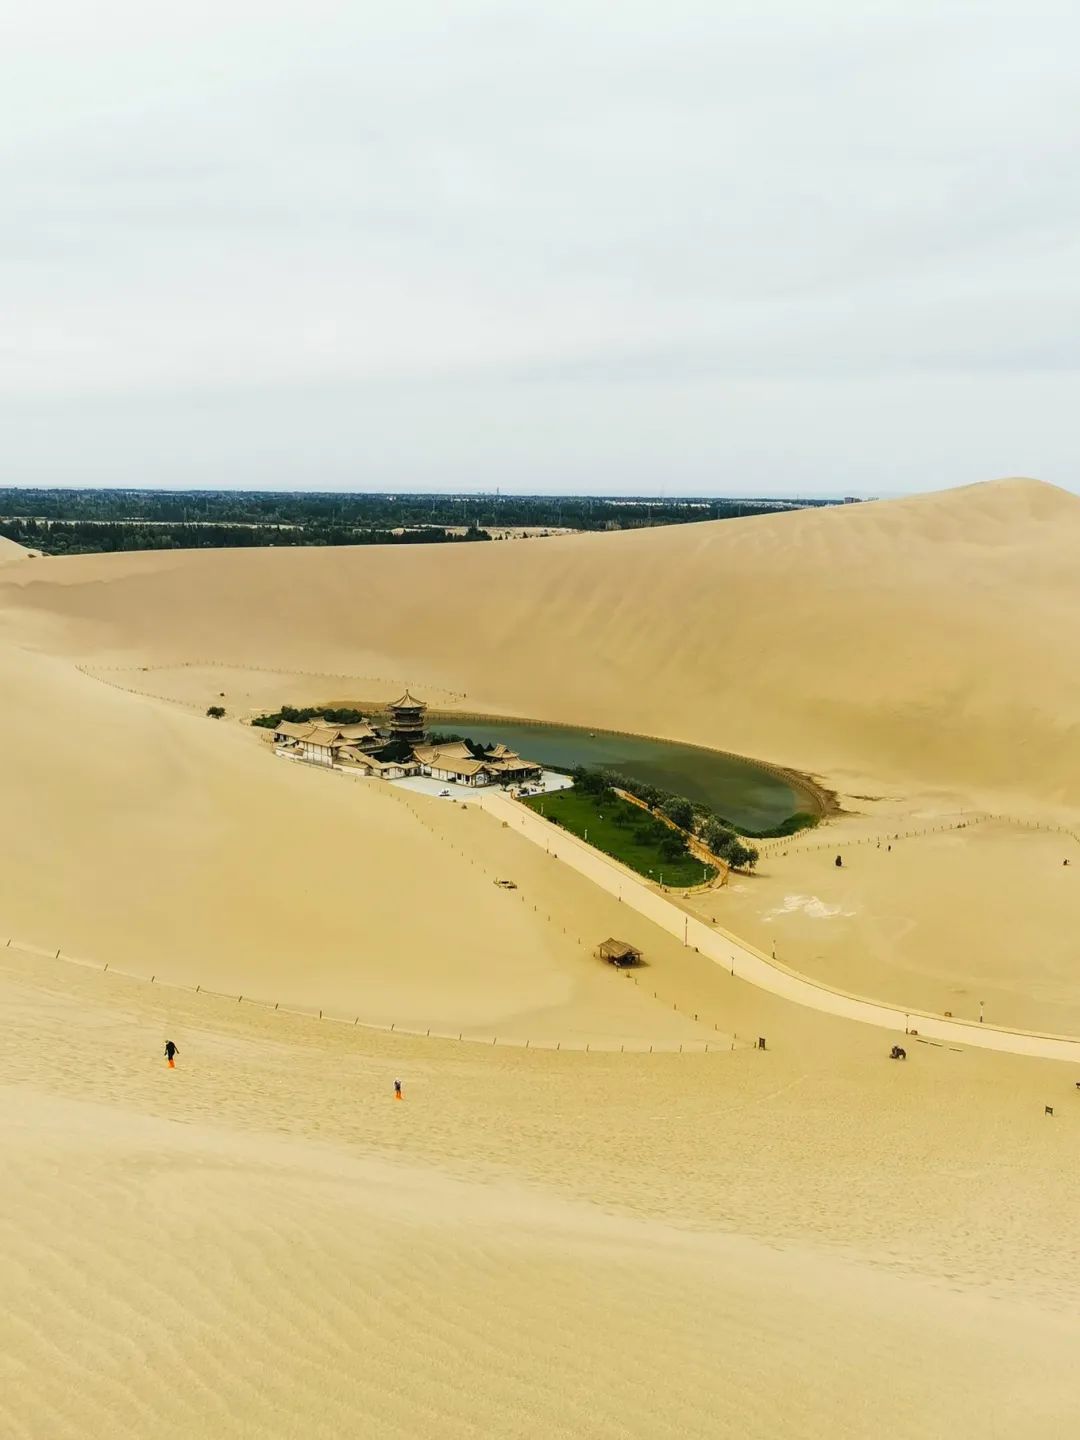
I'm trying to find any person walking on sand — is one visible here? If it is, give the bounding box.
[165,1040,179,1068]
[394,1078,403,1100]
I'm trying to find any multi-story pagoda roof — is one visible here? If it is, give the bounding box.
[389,689,425,711]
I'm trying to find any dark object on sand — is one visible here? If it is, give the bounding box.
[889,1045,906,1061]
[835,854,843,868]
[597,938,642,968]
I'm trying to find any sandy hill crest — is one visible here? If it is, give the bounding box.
[0,534,31,566]
[613,475,1080,548]
[846,475,1079,532]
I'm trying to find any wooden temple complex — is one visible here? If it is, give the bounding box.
[271,691,544,791]
[411,740,542,788]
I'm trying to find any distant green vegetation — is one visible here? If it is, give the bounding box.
[522,786,715,887]
[251,704,369,729]
[0,516,493,556]
[749,811,820,839]
[0,487,836,556]
[574,764,818,844]
[565,766,776,870]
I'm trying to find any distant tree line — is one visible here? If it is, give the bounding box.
[0,516,493,557]
[0,488,837,557]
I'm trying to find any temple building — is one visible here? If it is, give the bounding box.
[336,748,414,780]
[271,697,544,791]
[388,690,427,745]
[412,740,542,789]
[273,718,382,765]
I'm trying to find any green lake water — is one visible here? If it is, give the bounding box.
[428,714,812,832]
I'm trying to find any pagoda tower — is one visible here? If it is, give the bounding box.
[387,689,427,745]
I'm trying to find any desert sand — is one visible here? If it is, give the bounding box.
[3,476,1078,809]
[0,533,30,566]
[713,816,1080,1035]
[3,477,1080,1437]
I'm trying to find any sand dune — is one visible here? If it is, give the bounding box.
[0,644,718,1049]
[4,948,1080,1440]
[0,533,30,566]
[2,478,1073,1043]
[713,817,1080,1035]
[4,478,1080,1437]
[2,476,1077,810]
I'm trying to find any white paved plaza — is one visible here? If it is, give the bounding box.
[390,769,572,803]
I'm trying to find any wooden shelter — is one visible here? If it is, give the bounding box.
[596,938,642,968]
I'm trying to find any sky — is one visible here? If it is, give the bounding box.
[2,1,1078,496]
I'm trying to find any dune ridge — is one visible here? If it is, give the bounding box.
[0,533,30,566]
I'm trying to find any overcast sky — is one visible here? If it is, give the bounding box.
[2,1,1078,495]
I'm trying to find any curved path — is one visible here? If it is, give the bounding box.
[474,791,1080,1064]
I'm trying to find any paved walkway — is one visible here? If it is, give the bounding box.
[474,791,1080,1065]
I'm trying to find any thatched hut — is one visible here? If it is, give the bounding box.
[596,938,642,968]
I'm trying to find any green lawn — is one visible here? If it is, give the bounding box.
[522,787,715,887]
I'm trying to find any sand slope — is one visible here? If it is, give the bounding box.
[0,533,30,566]
[1,477,1077,809]
[4,949,1080,1440]
[0,643,720,1048]
[713,818,1080,1034]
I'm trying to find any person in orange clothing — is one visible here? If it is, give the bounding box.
[165,1040,179,1068]
[394,1078,403,1100]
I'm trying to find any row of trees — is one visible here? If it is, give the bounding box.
[571,766,761,870]
[0,487,827,532]
[251,704,368,729]
[0,517,494,556]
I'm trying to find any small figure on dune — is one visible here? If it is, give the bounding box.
[889,1045,906,1061]
[835,854,843,868]
[165,1040,179,1069]
[394,1078,403,1101]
